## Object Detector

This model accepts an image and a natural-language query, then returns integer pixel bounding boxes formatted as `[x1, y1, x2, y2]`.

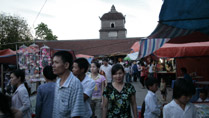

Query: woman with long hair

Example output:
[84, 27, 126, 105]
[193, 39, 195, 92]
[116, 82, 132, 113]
[89, 62, 106, 118]
[102, 64, 137, 118]
[10, 69, 31, 118]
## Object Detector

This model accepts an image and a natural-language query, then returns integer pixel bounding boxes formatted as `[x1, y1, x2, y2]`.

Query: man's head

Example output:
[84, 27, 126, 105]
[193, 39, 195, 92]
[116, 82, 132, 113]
[180, 67, 187, 74]
[145, 78, 158, 93]
[199, 89, 208, 101]
[102, 58, 108, 66]
[52, 51, 73, 75]
[72, 58, 89, 77]
[173, 79, 195, 104]
[43, 65, 57, 81]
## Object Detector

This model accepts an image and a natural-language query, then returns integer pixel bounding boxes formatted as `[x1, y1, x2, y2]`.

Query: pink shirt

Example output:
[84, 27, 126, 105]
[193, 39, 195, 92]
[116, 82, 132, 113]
[89, 74, 106, 99]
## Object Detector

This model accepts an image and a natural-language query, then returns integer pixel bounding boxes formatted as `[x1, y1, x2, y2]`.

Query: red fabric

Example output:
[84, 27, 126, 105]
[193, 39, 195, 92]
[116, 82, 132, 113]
[154, 41, 209, 58]
[176, 57, 209, 81]
[168, 32, 209, 44]
[0, 49, 16, 64]
[76, 54, 93, 58]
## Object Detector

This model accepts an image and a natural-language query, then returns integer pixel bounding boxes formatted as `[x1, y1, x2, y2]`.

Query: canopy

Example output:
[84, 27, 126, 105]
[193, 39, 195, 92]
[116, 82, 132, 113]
[76, 54, 94, 58]
[0, 49, 16, 64]
[154, 41, 209, 58]
[137, 0, 209, 59]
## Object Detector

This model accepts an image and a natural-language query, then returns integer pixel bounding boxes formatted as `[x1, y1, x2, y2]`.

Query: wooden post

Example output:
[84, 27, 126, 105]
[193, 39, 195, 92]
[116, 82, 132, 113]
[1, 64, 4, 93]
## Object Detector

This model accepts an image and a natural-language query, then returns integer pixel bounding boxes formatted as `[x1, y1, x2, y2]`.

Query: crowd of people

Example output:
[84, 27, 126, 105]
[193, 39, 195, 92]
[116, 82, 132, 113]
[0, 51, 208, 118]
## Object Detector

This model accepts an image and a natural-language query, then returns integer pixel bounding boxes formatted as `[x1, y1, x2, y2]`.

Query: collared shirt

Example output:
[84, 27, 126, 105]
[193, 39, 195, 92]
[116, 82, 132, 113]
[36, 82, 55, 118]
[100, 64, 112, 83]
[52, 72, 85, 118]
[163, 100, 197, 118]
[144, 90, 161, 118]
[12, 84, 31, 118]
[197, 98, 209, 102]
[81, 75, 96, 118]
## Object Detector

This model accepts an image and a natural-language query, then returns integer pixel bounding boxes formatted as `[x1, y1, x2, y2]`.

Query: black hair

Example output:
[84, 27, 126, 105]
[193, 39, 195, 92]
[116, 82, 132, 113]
[103, 58, 108, 62]
[11, 69, 30, 95]
[74, 58, 89, 73]
[180, 67, 187, 74]
[111, 64, 124, 75]
[53, 51, 73, 70]
[43, 65, 57, 80]
[0, 92, 13, 118]
[199, 88, 208, 97]
[145, 78, 158, 90]
[91, 61, 101, 69]
[173, 79, 195, 99]
[11, 69, 25, 83]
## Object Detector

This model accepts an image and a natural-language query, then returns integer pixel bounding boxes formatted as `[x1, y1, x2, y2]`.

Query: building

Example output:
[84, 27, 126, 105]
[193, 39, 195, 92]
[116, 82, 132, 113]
[36, 5, 141, 57]
[99, 5, 127, 39]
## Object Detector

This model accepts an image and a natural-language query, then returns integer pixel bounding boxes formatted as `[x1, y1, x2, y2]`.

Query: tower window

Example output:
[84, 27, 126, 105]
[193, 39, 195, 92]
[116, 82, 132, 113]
[110, 22, 115, 28]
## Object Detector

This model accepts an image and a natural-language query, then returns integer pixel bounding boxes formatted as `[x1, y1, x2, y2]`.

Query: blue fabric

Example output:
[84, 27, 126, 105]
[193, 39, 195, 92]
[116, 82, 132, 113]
[159, 0, 209, 34]
[36, 82, 55, 118]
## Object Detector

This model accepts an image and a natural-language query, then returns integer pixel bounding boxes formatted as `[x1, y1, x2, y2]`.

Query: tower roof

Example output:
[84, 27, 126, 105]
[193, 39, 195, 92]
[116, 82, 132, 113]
[100, 5, 125, 20]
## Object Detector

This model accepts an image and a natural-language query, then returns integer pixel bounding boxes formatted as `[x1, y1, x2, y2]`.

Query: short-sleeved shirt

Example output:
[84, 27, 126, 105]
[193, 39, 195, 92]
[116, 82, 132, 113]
[163, 100, 197, 118]
[36, 82, 55, 118]
[81, 75, 96, 118]
[103, 83, 136, 118]
[52, 72, 85, 118]
[89, 74, 106, 99]
[100, 64, 112, 83]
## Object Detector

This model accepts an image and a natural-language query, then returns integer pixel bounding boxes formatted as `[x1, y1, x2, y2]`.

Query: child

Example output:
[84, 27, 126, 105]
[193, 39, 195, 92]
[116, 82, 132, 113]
[163, 79, 196, 118]
[197, 88, 209, 102]
[144, 78, 161, 118]
[160, 78, 167, 101]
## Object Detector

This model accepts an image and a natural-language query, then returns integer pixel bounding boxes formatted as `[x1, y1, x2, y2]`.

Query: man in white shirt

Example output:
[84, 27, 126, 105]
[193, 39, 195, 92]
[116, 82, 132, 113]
[144, 78, 161, 118]
[197, 88, 209, 102]
[100, 58, 112, 83]
[163, 79, 196, 118]
[73, 58, 96, 118]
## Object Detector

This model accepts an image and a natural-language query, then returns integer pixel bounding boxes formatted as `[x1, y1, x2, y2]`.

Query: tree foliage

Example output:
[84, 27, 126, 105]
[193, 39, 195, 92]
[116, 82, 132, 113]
[35, 22, 57, 40]
[0, 13, 33, 50]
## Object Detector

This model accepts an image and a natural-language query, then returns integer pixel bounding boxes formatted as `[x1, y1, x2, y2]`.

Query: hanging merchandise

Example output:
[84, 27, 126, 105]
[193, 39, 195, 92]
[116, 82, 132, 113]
[18, 44, 28, 70]
[40, 45, 51, 73]
[28, 43, 40, 77]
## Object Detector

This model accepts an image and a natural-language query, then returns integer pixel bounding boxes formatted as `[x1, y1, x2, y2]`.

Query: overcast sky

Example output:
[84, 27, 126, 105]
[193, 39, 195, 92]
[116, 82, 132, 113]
[0, 0, 163, 40]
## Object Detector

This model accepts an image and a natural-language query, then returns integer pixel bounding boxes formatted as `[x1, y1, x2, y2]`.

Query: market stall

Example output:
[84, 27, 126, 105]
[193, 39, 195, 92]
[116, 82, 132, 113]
[154, 41, 209, 81]
[0, 49, 17, 93]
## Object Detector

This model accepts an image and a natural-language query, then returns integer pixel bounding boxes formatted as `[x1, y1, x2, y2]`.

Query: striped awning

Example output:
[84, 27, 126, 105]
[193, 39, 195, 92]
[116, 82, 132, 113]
[138, 23, 194, 59]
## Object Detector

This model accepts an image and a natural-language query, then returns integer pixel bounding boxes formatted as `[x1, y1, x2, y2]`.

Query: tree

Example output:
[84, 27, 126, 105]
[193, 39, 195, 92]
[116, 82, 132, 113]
[35, 22, 57, 40]
[0, 13, 33, 50]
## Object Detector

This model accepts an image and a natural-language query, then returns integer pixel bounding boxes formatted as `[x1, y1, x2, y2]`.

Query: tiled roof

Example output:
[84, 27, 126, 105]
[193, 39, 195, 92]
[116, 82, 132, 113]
[36, 38, 141, 56]
[100, 12, 125, 20]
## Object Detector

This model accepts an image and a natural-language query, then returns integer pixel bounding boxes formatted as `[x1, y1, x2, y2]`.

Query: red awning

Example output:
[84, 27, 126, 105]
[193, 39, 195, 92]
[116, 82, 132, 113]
[154, 41, 209, 58]
[0, 49, 16, 64]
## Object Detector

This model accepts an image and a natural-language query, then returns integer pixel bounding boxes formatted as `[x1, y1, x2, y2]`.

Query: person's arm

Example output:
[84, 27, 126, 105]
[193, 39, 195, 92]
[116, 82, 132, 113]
[102, 96, 108, 118]
[147, 96, 161, 116]
[101, 79, 105, 107]
[71, 81, 85, 117]
[35, 87, 42, 118]
[18, 88, 31, 112]
[83, 80, 96, 102]
[131, 94, 138, 118]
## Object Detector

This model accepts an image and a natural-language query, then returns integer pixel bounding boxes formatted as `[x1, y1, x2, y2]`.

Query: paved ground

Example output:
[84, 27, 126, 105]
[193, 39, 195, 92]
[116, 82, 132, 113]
[131, 80, 173, 108]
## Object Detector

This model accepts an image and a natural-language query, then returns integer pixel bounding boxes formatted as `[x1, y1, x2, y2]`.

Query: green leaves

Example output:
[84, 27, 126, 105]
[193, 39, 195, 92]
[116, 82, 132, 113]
[0, 13, 33, 50]
[35, 22, 57, 40]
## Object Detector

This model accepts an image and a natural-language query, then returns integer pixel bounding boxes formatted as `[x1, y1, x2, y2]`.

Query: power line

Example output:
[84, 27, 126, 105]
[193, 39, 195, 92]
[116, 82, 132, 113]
[32, 0, 48, 29]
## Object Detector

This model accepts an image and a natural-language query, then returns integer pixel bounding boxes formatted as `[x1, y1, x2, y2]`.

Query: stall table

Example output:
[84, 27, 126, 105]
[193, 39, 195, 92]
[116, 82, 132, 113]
[157, 71, 176, 86]
[194, 102, 209, 118]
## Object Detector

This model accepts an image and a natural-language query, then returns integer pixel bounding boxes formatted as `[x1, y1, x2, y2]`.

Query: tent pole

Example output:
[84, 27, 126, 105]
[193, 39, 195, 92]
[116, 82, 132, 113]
[1, 64, 4, 93]
[16, 43, 19, 69]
